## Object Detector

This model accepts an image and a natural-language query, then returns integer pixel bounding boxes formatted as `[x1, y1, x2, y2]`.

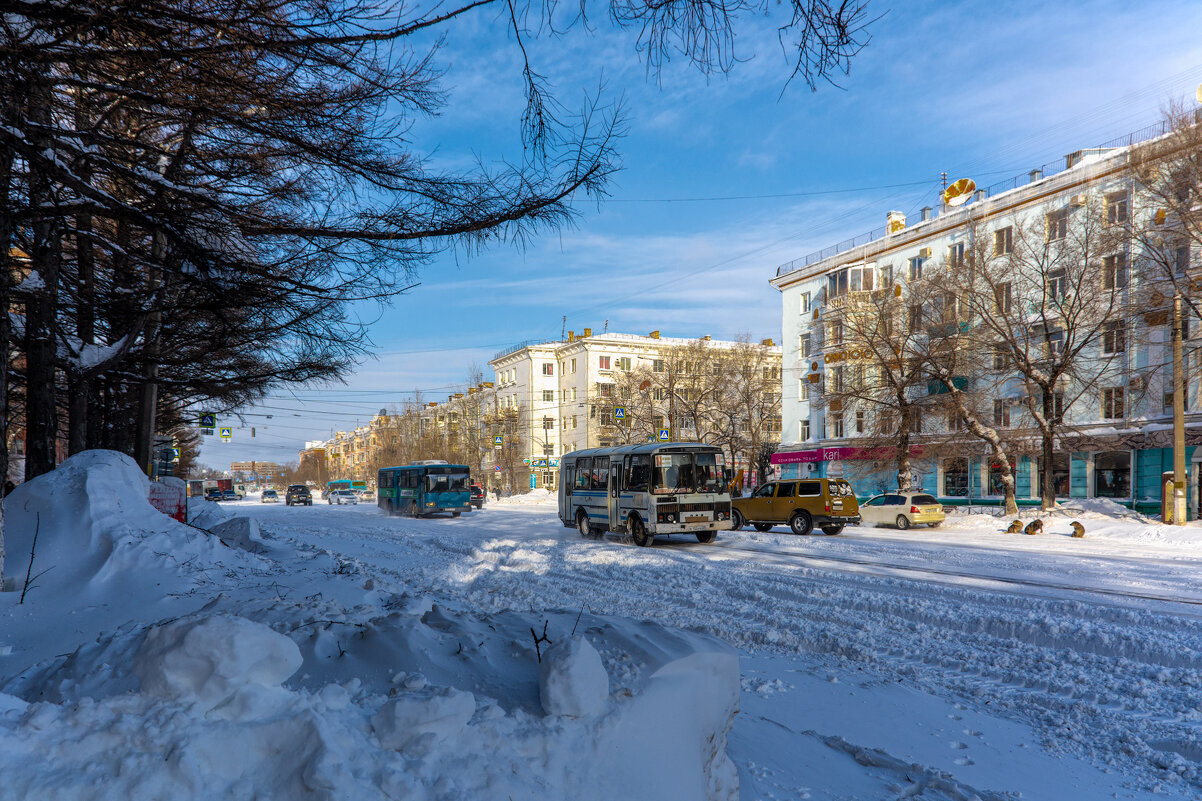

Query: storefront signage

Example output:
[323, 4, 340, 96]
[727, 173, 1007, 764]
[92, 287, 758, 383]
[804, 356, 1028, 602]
[823, 348, 872, 364]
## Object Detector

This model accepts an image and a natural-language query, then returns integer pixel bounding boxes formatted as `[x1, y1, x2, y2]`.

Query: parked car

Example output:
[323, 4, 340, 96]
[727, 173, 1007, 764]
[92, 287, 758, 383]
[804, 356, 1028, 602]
[286, 484, 313, 506]
[859, 492, 945, 530]
[469, 484, 484, 510]
[260, 489, 279, 503]
[328, 489, 359, 505]
[731, 478, 860, 535]
[220, 489, 239, 502]
[204, 488, 222, 502]
[358, 489, 375, 502]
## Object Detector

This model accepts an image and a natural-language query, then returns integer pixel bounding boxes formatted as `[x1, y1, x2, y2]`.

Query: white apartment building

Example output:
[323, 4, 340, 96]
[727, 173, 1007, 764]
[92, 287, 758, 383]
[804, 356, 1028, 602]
[768, 126, 1201, 514]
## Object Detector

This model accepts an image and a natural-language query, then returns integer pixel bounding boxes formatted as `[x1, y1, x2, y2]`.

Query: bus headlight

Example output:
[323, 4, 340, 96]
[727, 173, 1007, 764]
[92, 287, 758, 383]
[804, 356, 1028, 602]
[667, 513, 676, 523]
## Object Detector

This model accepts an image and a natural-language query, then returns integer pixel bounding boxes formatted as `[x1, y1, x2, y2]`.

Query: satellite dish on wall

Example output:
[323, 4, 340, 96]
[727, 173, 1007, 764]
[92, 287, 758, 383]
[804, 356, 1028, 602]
[942, 178, 976, 207]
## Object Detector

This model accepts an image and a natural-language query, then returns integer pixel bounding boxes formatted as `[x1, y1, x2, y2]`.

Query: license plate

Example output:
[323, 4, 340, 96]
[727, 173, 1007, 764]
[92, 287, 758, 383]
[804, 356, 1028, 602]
[686, 515, 706, 523]
[833, 501, 843, 509]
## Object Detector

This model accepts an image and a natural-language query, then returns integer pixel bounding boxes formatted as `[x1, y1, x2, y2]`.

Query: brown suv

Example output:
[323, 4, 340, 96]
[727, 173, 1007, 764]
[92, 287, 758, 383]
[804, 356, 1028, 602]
[731, 478, 860, 535]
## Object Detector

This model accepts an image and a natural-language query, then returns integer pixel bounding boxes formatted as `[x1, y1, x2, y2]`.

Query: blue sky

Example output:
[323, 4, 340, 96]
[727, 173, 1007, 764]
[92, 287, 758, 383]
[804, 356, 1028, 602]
[202, 0, 1202, 470]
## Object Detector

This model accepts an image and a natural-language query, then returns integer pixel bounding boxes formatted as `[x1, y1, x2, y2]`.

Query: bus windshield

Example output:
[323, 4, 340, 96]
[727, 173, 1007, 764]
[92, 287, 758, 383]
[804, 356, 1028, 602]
[427, 473, 469, 492]
[652, 452, 725, 495]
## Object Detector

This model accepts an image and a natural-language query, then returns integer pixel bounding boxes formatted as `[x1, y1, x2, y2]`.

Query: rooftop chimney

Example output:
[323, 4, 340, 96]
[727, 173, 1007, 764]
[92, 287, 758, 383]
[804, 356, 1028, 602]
[583, 327, 592, 337]
[886, 210, 906, 235]
[973, 189, 986, 203]
[761, 338, 775, 346]
[1029, 169, 1042, 184]
[702, 335, 711, 341]
[648, 330, 660, 339]
[920, 206, 933, 222]
[567, 330, 575, 343]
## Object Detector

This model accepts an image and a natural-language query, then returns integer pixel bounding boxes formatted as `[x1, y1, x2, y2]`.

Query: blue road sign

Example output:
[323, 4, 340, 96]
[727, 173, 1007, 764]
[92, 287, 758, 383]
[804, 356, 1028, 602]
[658, 429, 670, 441]
[171, 447, 180, 459]
[614, 406, 627, 420]
[199, 412, 216, 428]
[219, 427, 232, 439]
[494, 435, 503, 445]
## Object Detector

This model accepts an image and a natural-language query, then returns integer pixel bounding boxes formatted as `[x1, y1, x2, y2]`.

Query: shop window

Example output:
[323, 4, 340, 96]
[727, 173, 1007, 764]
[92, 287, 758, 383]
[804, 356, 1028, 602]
[943, 457, 969, 496]
[1051, 452, 1070, 497]
[1094, 451, 1131, 498]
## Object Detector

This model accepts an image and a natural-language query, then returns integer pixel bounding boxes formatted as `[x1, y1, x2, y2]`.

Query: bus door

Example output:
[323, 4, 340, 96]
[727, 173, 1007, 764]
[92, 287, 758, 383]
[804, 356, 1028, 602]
[608, 456, 621, 532]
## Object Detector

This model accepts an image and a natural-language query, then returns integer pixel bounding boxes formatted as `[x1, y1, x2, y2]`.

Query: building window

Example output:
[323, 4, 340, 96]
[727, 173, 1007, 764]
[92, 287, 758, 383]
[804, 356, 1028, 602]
[1172, 240, 1191, 276]
[763, 366, 780, 380]
[543, 390, 555, 402]
[799, 333, 811, 358]
[993, 399, 1011, 427]
[543, 416, 554, 430]
[800, 292, 811, 313]
[765, 415, 782, 434]
[830, 413, 844, 438]
[571, 358, 577, 373]
[653, 388, 666, 401]
[907, 303, 923, 329]
[826, 321, 843, 346]
[652, 359, 664, 373]
[1046, 209, 1068, 241]
[571, 415, 578, 429]
[1094, 451, 1131, 498]
[1101, 387, 1124, 419]
[542, 363, 554, 376]
[799, 380, 810, 401]
[992, 345, 1009, 371]
[616, 357, 632, 371]
[939, 292, 960, 323]
[880, 264, 894, 286]
[827, 265, 875, 298]
[601, 411, 613, 425]
[908, 256, 925, 280]
[994, 226, 1013, 256]
[943, 457, 969, 496]
[1102, 321, 1126, 354]
[800, 419, 811, 441]
[1047, 269, 1068, 301]
[994, 282, 1012, 314]
[855, 410, 866, 434]
[947, 411, 965, 431]
[948, 242, 965, 268]
[599, 383, 613, 398]
[830, 366, 844, 393]
[599, 356, 611, 370]
[1106, 192, 1129, 225]
[1102, 254, 1128, 291]
[1165, 385, 1189, 413]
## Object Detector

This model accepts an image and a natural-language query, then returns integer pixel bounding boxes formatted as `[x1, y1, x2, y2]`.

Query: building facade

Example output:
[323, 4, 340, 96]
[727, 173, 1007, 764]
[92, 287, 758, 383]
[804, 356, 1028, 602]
[771, 134, 1200, 515]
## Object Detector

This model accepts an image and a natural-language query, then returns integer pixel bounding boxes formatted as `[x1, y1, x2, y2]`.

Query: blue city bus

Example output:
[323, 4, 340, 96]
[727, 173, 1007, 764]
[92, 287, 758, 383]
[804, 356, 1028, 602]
[377, 460, 472, 517]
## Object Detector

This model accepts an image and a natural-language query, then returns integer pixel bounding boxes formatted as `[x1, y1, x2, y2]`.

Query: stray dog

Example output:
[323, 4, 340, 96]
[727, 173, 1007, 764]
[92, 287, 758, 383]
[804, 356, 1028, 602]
[1005, 519, 1024, 534]
[1070, 521, 1085, 538]
[1023, 519, 1043, 536]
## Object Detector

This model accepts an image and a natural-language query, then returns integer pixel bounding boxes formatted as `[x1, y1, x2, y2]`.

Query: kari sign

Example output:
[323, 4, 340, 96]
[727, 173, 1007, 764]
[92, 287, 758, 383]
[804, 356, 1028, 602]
[770, 445, 924, 465]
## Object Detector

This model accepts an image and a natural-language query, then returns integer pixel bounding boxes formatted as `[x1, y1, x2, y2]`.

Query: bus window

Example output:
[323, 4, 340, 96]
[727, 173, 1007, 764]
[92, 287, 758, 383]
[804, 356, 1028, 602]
[592, 460, 609, 491]
[653, 453, 692, 494]
[626, 455, 651, 492]
[449, 473, 469, 491]
[428, 474, 450, 493]
[695, 452, 725, 493]
[564, 465, 575, 494]
[378, 471, 393, 488]
[576, 458, 592, 490]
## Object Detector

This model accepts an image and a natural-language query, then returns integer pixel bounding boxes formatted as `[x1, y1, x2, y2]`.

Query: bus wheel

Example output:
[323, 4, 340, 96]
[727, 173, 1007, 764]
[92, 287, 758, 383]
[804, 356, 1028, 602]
[630, 515, 654, 547]
[577, 511, 592, 539]
[695, 529, 717, 544]
[452, 511, 461, 518]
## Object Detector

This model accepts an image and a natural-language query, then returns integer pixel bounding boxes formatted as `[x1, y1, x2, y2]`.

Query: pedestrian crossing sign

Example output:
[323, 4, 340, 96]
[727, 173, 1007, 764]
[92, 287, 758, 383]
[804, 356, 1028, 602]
[614, 406, 626, 420]
[199, 412, 216, 428]
[494, 435, 503, 445]
[658, 429, 670, 441]
[219, 427, 232, 440]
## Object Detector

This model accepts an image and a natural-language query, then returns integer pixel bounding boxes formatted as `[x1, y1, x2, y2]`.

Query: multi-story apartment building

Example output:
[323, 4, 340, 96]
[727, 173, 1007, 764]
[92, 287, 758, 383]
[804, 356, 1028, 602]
[770, 129, 1199, 515]
[229, 461, 285, 482]
[487, 329, 782, 491]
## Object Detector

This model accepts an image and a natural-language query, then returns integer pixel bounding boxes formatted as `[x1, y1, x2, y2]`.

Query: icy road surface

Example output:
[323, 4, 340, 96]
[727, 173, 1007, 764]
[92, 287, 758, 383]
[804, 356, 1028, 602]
[228, 495, 1202, 800]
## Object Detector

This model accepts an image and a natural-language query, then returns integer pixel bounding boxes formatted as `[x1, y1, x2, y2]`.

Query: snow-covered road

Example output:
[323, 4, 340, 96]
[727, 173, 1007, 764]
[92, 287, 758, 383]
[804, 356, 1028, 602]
[230, 496, 1202, 799]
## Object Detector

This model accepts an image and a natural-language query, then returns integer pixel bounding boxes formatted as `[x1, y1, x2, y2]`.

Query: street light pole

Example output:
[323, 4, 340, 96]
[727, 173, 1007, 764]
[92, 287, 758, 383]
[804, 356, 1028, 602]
[1174, 293, 1187, 525]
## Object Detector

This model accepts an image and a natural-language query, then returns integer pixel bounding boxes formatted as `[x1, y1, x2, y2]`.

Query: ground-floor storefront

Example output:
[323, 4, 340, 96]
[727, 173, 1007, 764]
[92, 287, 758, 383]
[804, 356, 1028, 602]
[771, 438, 1202, 520]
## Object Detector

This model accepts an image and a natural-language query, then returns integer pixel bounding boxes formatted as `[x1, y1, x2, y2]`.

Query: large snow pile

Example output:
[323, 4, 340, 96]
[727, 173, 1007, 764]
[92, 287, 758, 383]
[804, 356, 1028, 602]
[0, 452, 741, 800]
[2, 450, 245, 592]
[0, 605, 740, 800]
[494, 488, 556, 506]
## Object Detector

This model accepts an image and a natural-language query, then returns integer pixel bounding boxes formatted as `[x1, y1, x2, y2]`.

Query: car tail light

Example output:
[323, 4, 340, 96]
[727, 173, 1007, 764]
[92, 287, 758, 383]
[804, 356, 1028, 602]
[825, 503, 831, 512]
[910, 506, 920, 514]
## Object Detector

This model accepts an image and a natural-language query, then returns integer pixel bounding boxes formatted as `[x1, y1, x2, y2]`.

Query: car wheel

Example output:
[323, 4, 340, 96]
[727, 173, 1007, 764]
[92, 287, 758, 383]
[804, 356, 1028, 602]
[731, 509, 745, 530]
[752, 522, 773, 532]
[928, 522, 942, 528]
[695, 529, 717, 544]
[789, 511, 814, 536]
[630, 515, 654, 547]
[896, 515, 911, 530]
[577, 511, 592, 539]
[821, 524, 844, 536]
